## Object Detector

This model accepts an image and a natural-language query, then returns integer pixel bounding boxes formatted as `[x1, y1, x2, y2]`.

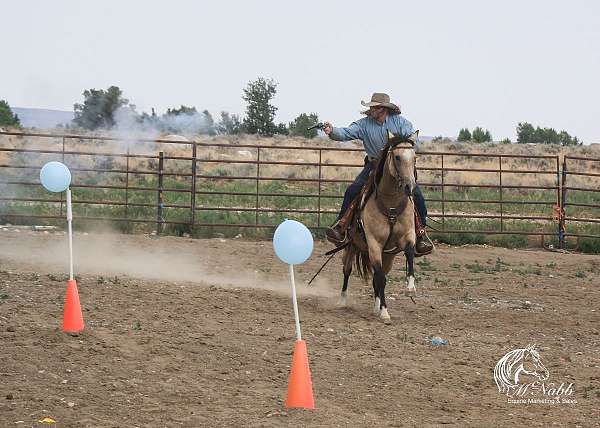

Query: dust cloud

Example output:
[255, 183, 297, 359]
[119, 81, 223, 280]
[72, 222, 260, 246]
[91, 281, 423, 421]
[0, 230, 336, 297]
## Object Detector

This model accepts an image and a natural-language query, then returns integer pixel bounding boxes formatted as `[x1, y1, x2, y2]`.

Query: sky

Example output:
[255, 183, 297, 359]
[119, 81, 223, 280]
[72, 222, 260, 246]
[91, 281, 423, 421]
[2, 0, 599, 143]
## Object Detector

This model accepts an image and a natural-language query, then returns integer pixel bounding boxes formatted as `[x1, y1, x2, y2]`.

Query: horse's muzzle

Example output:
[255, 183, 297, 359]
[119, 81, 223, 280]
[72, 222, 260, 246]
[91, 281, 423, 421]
[399, 179, 415, 196]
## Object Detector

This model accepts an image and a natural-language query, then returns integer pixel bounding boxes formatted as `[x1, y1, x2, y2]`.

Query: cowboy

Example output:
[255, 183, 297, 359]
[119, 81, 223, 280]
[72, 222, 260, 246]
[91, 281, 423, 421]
[324, 92, 433, 255]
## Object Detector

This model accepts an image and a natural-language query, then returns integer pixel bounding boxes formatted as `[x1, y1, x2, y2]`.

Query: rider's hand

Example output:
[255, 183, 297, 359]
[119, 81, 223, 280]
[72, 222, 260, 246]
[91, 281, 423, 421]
[323, 122, 333, 136]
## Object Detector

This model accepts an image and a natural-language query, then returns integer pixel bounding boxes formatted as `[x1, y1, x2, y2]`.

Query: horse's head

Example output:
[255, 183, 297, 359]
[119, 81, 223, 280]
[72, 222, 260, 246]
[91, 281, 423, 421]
[386, 130, 417, 195]
[521, 344, 549, 381]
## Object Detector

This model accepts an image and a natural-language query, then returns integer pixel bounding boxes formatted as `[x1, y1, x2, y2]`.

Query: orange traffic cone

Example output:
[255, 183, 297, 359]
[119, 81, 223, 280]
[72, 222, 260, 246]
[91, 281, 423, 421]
[63, 279, 84, 333]
[285, 340, 315, 409]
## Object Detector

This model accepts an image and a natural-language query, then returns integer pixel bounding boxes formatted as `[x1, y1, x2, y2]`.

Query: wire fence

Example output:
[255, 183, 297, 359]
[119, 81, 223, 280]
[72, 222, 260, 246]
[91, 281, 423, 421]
[0, 130, 598, 248]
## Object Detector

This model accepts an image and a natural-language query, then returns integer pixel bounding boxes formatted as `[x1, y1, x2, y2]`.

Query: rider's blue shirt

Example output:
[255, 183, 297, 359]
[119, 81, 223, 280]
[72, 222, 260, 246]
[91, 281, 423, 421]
[329, 114, 417, 158]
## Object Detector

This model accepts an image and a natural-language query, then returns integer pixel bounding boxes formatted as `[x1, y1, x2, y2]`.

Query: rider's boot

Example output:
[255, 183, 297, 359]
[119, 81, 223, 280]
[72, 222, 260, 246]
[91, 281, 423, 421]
[415, 233, 433, 255]
[326, 219, 347, 245]
[414, 210, 433, 256]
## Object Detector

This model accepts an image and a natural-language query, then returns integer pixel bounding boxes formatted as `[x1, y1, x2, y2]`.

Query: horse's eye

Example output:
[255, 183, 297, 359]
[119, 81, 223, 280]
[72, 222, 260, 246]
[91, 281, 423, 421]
[395, 155, 401, 161]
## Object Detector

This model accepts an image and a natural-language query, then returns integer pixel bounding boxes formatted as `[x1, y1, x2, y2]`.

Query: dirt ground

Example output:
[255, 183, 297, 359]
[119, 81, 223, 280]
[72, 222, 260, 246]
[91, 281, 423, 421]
[0, 229, 599, 427]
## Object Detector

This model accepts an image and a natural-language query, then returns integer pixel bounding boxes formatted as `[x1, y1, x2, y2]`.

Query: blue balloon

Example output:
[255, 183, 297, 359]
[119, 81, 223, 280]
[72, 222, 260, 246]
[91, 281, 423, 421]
[40, 161, 71, 193]
[273, 220, 314, 265]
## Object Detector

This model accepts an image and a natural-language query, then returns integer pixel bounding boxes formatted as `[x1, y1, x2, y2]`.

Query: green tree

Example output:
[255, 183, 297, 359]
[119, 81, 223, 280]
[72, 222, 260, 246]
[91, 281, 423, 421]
[558, 130, 579, 146]
[500, 137, 512, 144]
[456, 128, 473, 142]
[216, 111, 242, 134]
[289, 113, 320, 138]
[202, 110, 216, 136]
[73, 86, 130, 130]
[516, 122, 535, 144]
[160, 106, 216, 135]
[472, 127, 492, 143]
[275, 122, 289, 135]
[0, 100, 20, 127]
[457, 128, 471, 142]
[534, 127, 559, 145]
[165, 105, 197, 116]
[242, 77, 278, 136]
[517, 122, 581, 145]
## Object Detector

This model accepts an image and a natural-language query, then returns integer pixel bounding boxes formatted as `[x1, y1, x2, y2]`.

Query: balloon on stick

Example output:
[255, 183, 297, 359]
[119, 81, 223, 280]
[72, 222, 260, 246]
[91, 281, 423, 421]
[40, 161, 71, 193]
[272, 219, 315, 409]
[40, 161, 84, 333]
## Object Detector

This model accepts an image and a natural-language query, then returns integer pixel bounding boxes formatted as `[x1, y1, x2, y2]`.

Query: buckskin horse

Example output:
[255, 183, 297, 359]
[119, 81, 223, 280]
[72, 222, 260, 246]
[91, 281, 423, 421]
[338, 131, 420, 323]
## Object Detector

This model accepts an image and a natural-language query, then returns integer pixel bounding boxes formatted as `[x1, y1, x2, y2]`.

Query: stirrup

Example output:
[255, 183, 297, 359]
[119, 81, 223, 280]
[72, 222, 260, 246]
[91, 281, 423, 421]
[326, 227, 348, 246]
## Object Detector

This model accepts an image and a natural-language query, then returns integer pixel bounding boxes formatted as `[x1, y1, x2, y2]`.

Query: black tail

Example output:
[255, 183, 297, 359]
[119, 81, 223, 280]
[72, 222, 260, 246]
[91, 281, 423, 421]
[354, 246, 372, 280]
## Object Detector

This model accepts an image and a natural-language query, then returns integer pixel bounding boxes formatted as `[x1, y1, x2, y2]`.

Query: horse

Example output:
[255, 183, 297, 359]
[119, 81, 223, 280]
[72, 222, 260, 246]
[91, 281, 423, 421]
[338, 131, 418, 322]
[494, 344, 549, 394]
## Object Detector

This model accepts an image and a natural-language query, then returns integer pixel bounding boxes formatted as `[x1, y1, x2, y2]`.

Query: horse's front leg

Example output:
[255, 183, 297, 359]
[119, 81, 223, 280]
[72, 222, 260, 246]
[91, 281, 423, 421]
[374, 265, 390, 323]
[404, 243, 417, 297]
[364, 228, 390, 322]
[368, 248, 390, 323]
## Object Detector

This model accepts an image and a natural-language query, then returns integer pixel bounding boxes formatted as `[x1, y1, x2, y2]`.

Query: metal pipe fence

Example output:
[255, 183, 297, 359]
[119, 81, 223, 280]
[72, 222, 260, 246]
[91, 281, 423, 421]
[0, 130, 598, 247]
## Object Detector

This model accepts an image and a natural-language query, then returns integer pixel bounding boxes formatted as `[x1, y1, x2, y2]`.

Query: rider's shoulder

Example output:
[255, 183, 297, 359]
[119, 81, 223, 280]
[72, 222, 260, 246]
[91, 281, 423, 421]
[355, 116, 371, 126]
[387, 114, 413, 129]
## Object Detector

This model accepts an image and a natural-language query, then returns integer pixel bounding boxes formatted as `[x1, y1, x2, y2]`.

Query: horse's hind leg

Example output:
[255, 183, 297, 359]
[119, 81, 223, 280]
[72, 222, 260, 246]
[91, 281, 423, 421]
[339, 247, 354, 307]
[404, 244, 417, 297]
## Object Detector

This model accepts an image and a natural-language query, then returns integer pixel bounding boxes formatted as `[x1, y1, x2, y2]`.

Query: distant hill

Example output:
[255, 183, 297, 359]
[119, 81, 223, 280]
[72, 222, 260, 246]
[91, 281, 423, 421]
[11, 107, 73, 129]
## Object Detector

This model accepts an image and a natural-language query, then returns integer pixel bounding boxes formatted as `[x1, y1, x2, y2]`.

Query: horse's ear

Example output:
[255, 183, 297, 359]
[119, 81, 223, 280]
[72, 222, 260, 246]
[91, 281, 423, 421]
[407, 130, 419, 146]
[388, 130, 416, 146]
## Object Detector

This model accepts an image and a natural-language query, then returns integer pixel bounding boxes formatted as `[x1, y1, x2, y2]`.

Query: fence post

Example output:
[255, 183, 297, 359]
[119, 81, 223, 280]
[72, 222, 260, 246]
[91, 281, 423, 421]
[157, 151, 164, 235]
[441, 154, 445, 231]
[125, 142, 130, 232]
[499, 156, 503, 232]
[60, 136, 65, 218]
[255, 147, 260, 234]
[318, 150, 322, 228]
[559, 156, 567, 249]
[190, 142, 197, 235]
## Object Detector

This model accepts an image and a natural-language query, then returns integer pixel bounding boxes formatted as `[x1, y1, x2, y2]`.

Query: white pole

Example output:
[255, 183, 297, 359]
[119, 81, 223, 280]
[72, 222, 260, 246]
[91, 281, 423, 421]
[289, 264, 302, 341]
[66, 188, 74, 281]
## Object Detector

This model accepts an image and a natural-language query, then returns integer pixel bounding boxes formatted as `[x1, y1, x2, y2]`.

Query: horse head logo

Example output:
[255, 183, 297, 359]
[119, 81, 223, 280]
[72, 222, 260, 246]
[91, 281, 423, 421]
[494, 344, 550, 394]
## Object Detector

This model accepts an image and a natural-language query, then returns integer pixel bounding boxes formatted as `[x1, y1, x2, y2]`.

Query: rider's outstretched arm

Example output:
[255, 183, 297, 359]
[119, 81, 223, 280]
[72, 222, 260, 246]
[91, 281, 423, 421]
[326, 121, 363, 142]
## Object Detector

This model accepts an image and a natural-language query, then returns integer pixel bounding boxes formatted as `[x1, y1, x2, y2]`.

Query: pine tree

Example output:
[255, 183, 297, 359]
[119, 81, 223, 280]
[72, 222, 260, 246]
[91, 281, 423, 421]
[457, 128, 471, 142]
[0, 100, 21, 127]
[472, 127, 492, 143]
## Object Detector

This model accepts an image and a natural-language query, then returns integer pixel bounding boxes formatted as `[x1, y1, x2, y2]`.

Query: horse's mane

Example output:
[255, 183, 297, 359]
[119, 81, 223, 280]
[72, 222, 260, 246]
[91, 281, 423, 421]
[373, 142, 393, 186]
[373, 136, 414, 185]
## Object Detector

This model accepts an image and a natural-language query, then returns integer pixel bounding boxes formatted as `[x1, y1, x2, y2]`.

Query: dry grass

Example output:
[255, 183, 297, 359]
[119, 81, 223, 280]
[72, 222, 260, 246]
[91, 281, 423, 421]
[3, 130, 600, 194]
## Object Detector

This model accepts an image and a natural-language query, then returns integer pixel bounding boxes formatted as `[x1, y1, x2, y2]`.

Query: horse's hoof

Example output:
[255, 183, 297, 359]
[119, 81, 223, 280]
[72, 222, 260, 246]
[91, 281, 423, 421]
[337, 292, 348, 307]
[380, 307, 392, 324]
[404, 287, 417, 298]
[405, 276, 417, 298]
[373, 297, 381, 315]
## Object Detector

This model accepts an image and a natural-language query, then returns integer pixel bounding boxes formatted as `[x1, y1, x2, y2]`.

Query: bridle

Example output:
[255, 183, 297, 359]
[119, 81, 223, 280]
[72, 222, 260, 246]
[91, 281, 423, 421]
[386, 142, 415, 194]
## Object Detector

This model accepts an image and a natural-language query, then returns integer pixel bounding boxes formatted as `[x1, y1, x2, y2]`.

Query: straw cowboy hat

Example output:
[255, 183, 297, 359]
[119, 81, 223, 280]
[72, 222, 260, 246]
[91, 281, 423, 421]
[361, 92, 401, 114]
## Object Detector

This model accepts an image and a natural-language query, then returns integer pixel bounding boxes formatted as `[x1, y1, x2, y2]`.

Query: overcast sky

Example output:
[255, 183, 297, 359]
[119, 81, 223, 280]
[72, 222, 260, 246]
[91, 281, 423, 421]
[2, 0, 599, 142]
